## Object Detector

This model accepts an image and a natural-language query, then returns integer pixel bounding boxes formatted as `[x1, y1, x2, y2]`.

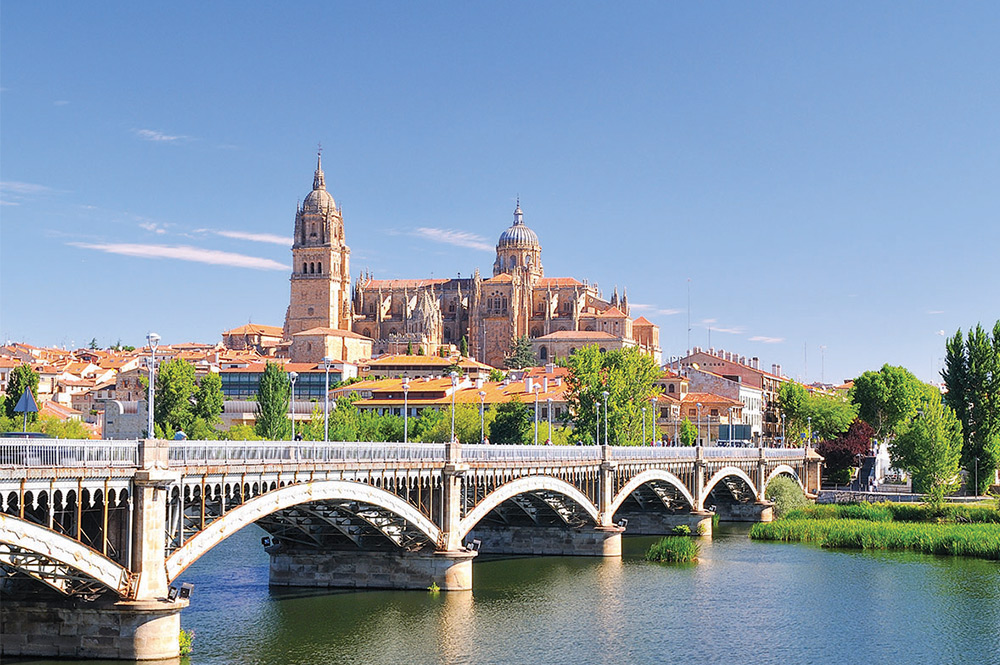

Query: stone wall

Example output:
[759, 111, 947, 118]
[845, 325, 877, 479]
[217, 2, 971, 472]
[613, 510, 714, 536]
[269, 548, 475, 591]
[464, 525, 623, 557]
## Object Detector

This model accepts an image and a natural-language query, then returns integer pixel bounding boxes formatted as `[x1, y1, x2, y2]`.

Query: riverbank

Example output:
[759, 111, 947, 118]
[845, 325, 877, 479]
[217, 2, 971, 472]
[750, 502, 1000, 560]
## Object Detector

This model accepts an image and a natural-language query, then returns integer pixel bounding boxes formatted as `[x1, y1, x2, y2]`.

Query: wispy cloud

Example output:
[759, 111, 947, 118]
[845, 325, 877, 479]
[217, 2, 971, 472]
[630, 303, 682, 316]
[414, 227, 493, 252]
[139, 221, 168, 235]
[712, 325, 746, 335]
[69, 242, 288, 271]
[658, 308, 682, 316]
[0, 180, 51, 206]
[927, 310, 945, 315]
[204, 229, 292, 246]
[133, 128, 188, 142]
[749, 335, 785, 344]
[936, 330, 946, 336]
[54, 100, 69, 106]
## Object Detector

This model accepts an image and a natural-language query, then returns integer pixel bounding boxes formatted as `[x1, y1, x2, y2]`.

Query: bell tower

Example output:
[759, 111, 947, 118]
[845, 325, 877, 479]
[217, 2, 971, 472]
[283, 149, 352, 338]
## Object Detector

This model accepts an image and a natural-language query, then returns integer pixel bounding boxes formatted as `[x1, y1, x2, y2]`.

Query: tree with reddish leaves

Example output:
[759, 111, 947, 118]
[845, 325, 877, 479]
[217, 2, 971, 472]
[816, 419, 875, 485]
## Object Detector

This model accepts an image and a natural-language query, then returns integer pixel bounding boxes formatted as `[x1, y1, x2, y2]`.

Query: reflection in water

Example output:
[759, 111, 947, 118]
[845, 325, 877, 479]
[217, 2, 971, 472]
[437, 590, 474, 664]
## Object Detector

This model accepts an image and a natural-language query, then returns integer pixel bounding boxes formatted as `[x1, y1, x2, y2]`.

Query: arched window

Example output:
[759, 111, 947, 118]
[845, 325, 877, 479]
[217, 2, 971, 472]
[309, 262, 315, 274]
[317, 262, 322, 274]
[302, 262, 308, 274]
[510, 255, 517, 267]
[539, 346, 548, 361]
[668, 384, 675, 394]
[531, 327, 541, 337]
[599, 347, 606, 353]
[570, 347, 576, 355]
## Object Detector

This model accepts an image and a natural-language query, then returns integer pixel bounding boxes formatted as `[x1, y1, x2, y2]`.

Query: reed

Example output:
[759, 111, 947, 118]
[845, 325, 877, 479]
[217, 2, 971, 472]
[645, 536, 700, 563]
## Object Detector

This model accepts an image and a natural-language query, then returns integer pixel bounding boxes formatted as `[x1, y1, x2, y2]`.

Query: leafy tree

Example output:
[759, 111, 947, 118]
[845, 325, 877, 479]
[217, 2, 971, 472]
[88, 338, 99, 350]
[460, 336, 469, 358]
[490, 398, 531, 444]
[222, 423, 262, 441]
[816, 419, 874, 485]
[194, 372, 224, 427]
[38, 416, 92, 439]
[942, 322, 1000, 495]
[406, 341, 413, 355]
[850, 364, 926, 440]
[488, 368, 506, 382]
[891, 394, 963, 494]
[504, 335, 537, 369]
[679, 417, 698, 446]
[153, 358, 198, 436]
[411, 404, 491, 443]
[417, 347, 425, 356]
[255, 362, 290, 440]
[780, 382, 857, 443]
[765, 476, 809, 517]
[565, 345, 661, 446]
[411, 407, 447, 442]
[4, 364, 39, 423]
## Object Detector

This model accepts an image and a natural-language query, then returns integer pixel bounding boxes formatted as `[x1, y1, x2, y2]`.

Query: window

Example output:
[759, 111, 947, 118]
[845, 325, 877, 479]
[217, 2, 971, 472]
[539, 346, 548, 360]
[668, 384, 675, 393]
[317, 262, 322, 274]
[710, 409, 718, 417]
[309, 262, 315, 274]
[302, 262, 308, 273]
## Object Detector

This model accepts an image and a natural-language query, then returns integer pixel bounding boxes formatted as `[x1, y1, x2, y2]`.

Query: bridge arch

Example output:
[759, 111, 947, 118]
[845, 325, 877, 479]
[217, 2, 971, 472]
[165, 480, 441, 581]
[457, 475, 600, 541]
[764, 464, 803, 491]
[609, 469, 696, 517]
[702, 466, 759, 506]
[0, 514, 132, 596]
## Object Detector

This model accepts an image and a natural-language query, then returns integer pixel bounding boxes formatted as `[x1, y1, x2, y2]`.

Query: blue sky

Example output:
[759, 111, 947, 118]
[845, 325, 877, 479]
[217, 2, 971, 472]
[2, 3, 997, 384]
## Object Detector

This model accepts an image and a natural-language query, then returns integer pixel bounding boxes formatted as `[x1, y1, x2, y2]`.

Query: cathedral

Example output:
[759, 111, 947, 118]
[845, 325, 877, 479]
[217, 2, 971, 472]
[281, 154, 660, 367]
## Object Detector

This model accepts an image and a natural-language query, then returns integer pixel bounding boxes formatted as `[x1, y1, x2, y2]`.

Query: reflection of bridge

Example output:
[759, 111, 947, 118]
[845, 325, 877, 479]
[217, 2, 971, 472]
[0, 438, 821, 660]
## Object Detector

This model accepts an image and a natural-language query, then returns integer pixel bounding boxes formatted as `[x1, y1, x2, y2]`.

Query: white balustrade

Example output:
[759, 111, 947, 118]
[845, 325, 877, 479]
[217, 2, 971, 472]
[166, 441, 447, 465]
[463, 445, 603, 463]
[0, 438, 139, 467]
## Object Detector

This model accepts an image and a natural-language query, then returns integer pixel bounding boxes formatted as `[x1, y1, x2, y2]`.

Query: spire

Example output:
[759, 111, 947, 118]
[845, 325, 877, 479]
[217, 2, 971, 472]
[611, 286, 619, 307]
[313, 144, 326, 190]
[513, 197, 523, 225]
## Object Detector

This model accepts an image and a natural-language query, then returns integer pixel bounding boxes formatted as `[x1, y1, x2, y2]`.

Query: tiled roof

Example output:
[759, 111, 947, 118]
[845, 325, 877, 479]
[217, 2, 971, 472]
[534, 330, 617, 341]
[364, 278, 450, 289]
[537, 277, 584, 287]
[633, 316, 653, 325]
[223, 323, 284, 336]
[292, 327, 372, 340]
[598, 307, 626, 318]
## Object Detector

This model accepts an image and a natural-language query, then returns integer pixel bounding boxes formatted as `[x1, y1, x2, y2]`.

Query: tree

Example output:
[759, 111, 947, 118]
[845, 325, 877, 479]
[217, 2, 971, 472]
[779, 382, 857, 443]
[460, 336, 469, 358]
[565, 345, 662, 445]
[255, 362, 290, 440]
[194, 373, 224, 426]
[679, 418, 698, 446]
[153, 358, 197, 436]
[816, 419, 874, 485]
[406, 341, 413, 355]
[490, 399, 531, 444]
[4, 364, 39, 423]
[88, 338, 99, 350]
[850, 364, 925, 441]
[942, 322, 1000, 496]
[504, 335, 537, 369]
[488, 368, 506, 382]
[891, 394, 962, 495]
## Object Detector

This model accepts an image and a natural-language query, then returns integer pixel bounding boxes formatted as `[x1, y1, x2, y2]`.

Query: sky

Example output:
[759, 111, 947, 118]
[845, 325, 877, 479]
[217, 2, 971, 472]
[1, 2, 998, 385]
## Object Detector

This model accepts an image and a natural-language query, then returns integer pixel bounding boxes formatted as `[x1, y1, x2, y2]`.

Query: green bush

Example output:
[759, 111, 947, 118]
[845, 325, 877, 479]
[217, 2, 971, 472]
[671, 524, 691, 536]
[764, 476, 809, 517]
[179, 629, 194, 656]
[645, 536, 699, 563]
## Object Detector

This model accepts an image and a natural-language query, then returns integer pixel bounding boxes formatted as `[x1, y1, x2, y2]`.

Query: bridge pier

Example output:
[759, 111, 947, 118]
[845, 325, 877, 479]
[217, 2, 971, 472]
[268, 548, 476, 591]
[714, 501, 774, 522]
[1, 596, 187, 661]
[613, 510, 714, 537]
[464, 524, 623, 557]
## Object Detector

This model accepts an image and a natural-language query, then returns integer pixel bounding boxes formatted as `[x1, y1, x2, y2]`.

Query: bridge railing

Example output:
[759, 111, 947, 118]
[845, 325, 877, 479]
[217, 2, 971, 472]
[463, 445, 603, 463]
[0, 438, 139, 467]
[167, 441, 447, 466]
[611, 446, 696, 460]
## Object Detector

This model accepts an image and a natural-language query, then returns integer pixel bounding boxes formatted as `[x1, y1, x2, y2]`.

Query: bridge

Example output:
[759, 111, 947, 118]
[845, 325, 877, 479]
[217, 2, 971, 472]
[0, 437, 821, 660]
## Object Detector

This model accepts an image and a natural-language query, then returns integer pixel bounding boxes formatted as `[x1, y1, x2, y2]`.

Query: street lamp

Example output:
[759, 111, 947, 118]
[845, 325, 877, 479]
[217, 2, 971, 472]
[807, 416, 812, 447]
[650, 397, 658, 445]
[602, 390, 609, 446]
[146, 332, 160, 438]
[781, 413, 786, 448]
[322, 357, 334, 443]
[449, 371, 459, 442]
[642, 406, 646, 447]
[547, 397, 553, 444]
[288, 372, 298, 441]
[402, 377, 410, 444]
[728, 406, 736, 445]
[533, 384, 542, 445]
[696, 402, 703, 446]
[595, 400, 601, 446]
[479, 390, 487, 444]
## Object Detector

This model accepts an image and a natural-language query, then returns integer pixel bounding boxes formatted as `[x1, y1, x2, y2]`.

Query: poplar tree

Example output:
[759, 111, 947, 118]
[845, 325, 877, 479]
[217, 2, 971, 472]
[3, 364, 39, 422]
[255, 362, 291, 440]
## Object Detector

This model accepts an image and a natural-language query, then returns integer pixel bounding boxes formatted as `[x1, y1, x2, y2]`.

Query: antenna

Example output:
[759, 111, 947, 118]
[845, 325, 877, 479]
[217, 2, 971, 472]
[686, 278, 691, 355]
[820, 345, 827, 384]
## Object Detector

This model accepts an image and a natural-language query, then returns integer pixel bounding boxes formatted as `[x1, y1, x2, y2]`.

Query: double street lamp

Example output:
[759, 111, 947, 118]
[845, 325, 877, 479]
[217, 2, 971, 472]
[322, 357, 334, 443]
[449, 371, 459, 442]
[288, 371, 298, 441]
[534, 384, 542, 445]
[602, 390, 609, 446]
[479, 390, 487, 444]
[696, 402, 703, 446]
[146, 332, 160, 438]
[402, 377, 410, 444]
[547, 397, 553, 444]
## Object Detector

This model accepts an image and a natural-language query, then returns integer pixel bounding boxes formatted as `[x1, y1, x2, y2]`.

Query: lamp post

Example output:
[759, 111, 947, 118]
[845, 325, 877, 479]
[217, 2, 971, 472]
[533, 384, 541, 445]
[642, 407, 646, 447]
[807, 416, 812, 447]
[650, 397, 658, 445]
[402, 377, 410, 444]
[449, 371, 458, 442]
[728, 406, 736, 445]
[696, 402, 703, 446]
[602, 390, 609, 446]
[288, 371, 298, 441]
[322, 357, 333, 443]
[595, 400, 601, 446]
[479, 390, 486, 444]
[547, 397, 553, 444]
[146, 332, 160, 438]
[781, 413, 786, 448]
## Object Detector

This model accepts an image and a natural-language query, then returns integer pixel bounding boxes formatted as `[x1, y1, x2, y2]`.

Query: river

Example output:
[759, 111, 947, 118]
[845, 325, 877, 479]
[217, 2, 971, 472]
[9, 524, 1000, 665]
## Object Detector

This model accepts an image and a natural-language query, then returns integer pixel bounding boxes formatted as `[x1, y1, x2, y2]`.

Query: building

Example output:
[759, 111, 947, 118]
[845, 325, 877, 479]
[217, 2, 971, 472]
[219, 361, 357, 400]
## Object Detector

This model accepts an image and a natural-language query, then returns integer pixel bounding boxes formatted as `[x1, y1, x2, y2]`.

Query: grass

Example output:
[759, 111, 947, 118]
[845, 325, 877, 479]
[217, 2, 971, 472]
[781, 502, 1000, 524]
[645, 536, 700, 563]
[179, 628, 194, 657]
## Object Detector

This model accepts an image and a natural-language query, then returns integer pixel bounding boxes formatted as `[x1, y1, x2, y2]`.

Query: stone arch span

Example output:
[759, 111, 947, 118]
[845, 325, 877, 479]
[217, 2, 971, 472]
[0, 514, 133, 596]
[456, 475, 601, 541]
[764, 465, 803, 491]
[165, 480, 441, 581]
[609, 469, 696, 517]
[702, 466, 759, 506]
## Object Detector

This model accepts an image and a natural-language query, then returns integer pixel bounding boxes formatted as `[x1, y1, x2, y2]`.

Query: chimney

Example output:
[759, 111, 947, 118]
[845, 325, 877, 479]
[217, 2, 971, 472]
[525, 376, 533, 394]
[475, 377, 484, 390]
[543, 377, 549, 393]
[752, 357, 759, 370]
[772, 364, 778, 375]
[546, 363, 555, 374]
[739, 355, 746, 365]
[709, 347, 715, 356]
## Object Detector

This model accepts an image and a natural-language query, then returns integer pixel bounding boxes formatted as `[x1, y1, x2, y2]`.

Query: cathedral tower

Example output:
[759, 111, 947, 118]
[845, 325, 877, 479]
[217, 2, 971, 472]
[283, 151, 352, 338]
[493, 201, 543, 279]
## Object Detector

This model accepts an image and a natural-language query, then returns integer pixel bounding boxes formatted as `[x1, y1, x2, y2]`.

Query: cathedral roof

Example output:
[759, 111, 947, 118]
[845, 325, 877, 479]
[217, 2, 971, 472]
[537, 277, 583, 287]
[497, 201, 540, 248]
[301, 152, 336, 213]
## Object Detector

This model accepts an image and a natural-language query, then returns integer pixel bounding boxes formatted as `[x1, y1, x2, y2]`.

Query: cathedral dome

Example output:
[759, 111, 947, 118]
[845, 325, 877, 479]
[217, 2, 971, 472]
[302, 153, 336, 212]
[497, 202, 539, 247]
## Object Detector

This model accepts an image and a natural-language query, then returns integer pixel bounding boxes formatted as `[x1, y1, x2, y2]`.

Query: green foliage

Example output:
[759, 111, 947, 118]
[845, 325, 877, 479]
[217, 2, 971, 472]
[88, 338, 99, 350]
[488, 368, 506, 382]
[531, 422, 574, 445]
[765, 476, 809, 517]
[255, 362, 290, 440]
[417, 347, 425, 355]
[179, 628, 194, 656]
[850, 364, 927, 440]
[750, 518, 1000, 561]
[678, 417, 697, 446]
[410, 404, 490, 443]
[504, 335, 537, 369]
[565, 345, 662, 446]
[942, 321, 1000, 496]
[221, 424, 262, 441]
[891, 393, 963, 494]
[4, 363, 40, 422]
[193, 373, 224, 426]
[490, 398, 531, 444]
[780, 381, 857, 443]
[645, 536, 699, 563]
[459, 336, 469, 357]
[38, 416, 92, 439]
[671, 524, 691, 536]
[152, 360, 223, 439]
[406, 341, 413, 355]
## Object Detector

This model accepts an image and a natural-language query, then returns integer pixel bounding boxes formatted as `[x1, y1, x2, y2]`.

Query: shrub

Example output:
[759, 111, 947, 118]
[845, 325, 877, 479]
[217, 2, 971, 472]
[179, 629, 194, 656]
[671, 524, 691, 536]
[765, 476, 809, 517]
[645, 536, 699, 563]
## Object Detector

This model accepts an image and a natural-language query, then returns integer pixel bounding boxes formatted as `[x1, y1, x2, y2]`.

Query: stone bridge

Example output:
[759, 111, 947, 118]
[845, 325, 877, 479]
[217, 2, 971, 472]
[0, 437, 821, 660]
